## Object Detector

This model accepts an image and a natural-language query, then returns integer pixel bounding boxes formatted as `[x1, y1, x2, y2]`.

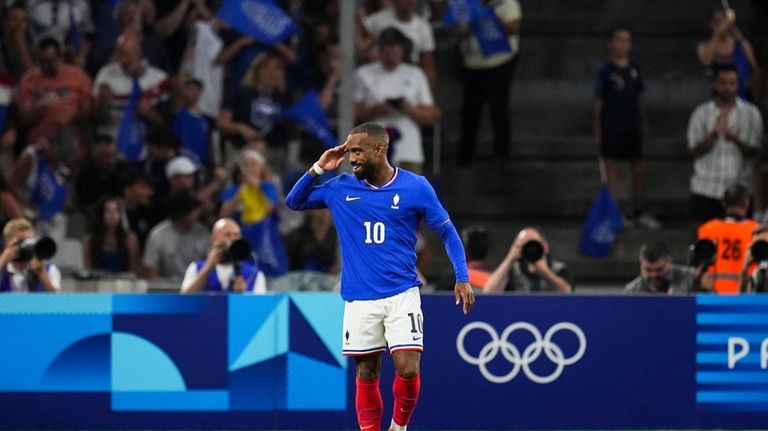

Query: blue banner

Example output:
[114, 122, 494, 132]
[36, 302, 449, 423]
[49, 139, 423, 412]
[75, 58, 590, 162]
[217, 0, 297, 47]
[443, 0, 512, 56]
[2, 294, 768, 429]
[30, 158, 67, 221]
[281, 91, 336, 148]
[117, 77, 146, 162]
[579, 185, 624, 258]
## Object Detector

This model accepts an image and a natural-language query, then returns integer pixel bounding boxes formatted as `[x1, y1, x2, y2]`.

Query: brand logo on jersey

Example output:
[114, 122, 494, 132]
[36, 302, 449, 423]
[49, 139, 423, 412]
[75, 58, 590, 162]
[346, 195, 361, 202]
[412, 336, 422, 341]
[391, 193, 400, 209]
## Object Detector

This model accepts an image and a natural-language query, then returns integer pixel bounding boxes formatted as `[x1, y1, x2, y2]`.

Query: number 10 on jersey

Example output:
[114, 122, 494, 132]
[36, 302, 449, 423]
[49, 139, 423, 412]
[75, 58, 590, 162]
[364, 221, 386, 244]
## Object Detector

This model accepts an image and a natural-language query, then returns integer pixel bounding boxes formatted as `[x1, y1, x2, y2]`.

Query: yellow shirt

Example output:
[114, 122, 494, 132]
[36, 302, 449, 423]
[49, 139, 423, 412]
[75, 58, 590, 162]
[238, 184, 272, 224]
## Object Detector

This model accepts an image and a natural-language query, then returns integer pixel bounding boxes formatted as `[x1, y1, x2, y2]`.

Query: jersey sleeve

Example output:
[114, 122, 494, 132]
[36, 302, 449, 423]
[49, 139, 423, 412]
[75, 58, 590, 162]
[420, 178, 469, 283]
[285, 171, 329, 210]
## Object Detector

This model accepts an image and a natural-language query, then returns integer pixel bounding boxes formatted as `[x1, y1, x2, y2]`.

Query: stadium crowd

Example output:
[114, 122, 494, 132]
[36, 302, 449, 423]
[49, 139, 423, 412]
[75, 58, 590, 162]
[0, 0, 766, 294]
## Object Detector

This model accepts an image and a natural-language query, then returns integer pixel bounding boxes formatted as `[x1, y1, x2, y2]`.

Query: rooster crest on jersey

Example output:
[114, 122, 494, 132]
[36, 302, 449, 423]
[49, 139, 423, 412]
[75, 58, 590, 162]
[391, 193, 400, 209]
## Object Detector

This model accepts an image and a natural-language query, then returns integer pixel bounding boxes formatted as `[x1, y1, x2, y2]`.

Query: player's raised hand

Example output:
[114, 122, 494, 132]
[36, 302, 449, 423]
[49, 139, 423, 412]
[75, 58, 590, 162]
[316, 142, 349, 172]
[455, 281, 475, 315]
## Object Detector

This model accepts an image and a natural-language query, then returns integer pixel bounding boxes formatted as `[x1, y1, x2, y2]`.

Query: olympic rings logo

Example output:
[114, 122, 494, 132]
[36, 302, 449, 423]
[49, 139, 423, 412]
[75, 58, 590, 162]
[456, 321, 587, 384]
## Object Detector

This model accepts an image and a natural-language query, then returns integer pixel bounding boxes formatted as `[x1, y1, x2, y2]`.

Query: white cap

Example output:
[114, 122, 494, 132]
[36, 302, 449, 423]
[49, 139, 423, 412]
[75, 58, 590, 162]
[165, 156, 198, 179]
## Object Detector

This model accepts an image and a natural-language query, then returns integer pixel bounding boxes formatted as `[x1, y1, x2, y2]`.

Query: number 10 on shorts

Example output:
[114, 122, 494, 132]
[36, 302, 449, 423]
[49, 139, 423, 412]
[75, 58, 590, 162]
[364, 221, 386, 244]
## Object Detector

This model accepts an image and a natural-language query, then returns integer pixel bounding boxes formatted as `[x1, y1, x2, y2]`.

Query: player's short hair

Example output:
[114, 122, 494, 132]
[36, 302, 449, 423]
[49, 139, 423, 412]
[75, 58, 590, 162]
[351, 122, 389, 146]
[640, 240, 671, 262]
[722, 183, 750, 208]
[3, 218, 33, 240]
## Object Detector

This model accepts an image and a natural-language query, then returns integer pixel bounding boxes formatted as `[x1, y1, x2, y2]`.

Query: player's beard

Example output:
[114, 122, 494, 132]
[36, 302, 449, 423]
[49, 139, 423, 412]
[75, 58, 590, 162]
[352, 161, 375, 181]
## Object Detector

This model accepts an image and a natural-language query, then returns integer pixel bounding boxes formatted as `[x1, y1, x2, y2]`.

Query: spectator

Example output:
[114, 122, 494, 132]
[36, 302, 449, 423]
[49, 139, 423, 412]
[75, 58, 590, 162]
[165, 154, 228, 221]
[73, 134, 130, 209]
[26, 0, 94, 67]
[91, 0, 169, 74]
[285, 208, 339, 274]
[219, 149, 289, 277]
[455, 0, 521, 166]
[688, 64, 762, 225]
[154, 0, 212, 73]
[361, 0, 438, 90]
[698, 184, 759, 294]
[217, 52, 290, 152]
[594, 26, 659, 230]
[0, 3, 34, 79]
[142, 127, 179, 204]
[172, 77, 213, 167]
[82, 196, 140, 275]
[0, 218, 60, 292]
[93, 32, 170, 145]
[119, 168, 160, 249]
[624, 240, 696, 294]
[17, 37, 92, 154]
[181, 217, 266, 294]
[8, 134, 76, 222]
[740, 224, 768, 293]
[484, 227, 573, 293]
[697, 9, 760, 101]
[354, 28, 439, 174]
[142, 190, 208, 280]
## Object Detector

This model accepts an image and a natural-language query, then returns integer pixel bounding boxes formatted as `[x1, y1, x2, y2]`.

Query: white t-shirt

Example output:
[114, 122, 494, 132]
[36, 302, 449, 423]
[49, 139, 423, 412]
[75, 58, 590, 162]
[364, 8, 435, 64]
[187, 20, 224, 118]
[27, 0, 94, 45]
[354, 62, 434, 164]
[92, 61, 170, 138]
[181, 262, 267, 294]
[4, 262, 61, 292]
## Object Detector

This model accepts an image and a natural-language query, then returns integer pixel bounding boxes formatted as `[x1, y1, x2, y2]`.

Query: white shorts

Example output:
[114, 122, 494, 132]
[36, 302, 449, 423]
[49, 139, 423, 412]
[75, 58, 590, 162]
[342, 287, 424, 356]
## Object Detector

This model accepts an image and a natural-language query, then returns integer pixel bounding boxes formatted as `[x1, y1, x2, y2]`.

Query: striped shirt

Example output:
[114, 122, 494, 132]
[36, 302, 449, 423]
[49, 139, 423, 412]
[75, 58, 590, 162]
[687, 98, 763, 199]
[92, 61, 170, 138]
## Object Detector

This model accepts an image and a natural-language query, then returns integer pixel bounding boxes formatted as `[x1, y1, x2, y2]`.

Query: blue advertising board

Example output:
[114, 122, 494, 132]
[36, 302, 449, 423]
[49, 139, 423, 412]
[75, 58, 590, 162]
[0, 293, 767, 430]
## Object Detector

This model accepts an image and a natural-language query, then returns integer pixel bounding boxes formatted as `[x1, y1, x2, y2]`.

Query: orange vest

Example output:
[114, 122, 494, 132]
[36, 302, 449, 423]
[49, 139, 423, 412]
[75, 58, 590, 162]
[698, 218, 759, 294]
[468, 268, 490, 289]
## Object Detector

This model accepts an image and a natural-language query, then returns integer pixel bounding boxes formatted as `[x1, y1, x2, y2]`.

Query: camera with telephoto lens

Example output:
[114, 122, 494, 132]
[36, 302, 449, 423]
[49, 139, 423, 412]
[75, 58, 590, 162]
[13, 236, 57, 262]
[222, 239, 251, 262]
[521, 240, 545, 263]
[751, 240, 768, 263]
[690, 239, 717, 267]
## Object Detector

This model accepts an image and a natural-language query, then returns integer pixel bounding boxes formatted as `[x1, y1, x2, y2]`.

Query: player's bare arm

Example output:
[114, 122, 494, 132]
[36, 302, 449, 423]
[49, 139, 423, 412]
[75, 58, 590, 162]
[455, 281, 475, 315]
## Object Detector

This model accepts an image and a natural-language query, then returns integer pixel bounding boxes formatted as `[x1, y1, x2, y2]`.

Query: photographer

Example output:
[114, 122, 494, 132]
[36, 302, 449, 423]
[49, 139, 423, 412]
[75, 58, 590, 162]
[697, 184, 759, 294]
[0, 218, 60, 292]
[485, 227, 573, 293]
[625, 241, 696, 294]
[181, 218, 265, 294]
[740, 225, 768, 293]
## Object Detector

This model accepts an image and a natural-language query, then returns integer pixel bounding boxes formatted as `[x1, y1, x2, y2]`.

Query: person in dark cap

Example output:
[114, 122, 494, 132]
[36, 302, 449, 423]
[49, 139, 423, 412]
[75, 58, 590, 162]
[141, 190, 209, 280]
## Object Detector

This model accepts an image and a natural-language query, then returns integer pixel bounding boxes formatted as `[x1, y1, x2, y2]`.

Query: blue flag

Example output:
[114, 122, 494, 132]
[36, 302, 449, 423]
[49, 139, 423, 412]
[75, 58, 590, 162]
[217, 0, 297, 47]
[117, 77, 146, 162]
[579, 185, 624, 258]
[443, 0, 512, 57]
[281, 91, 336, 148]
[30, 158, 67, 221]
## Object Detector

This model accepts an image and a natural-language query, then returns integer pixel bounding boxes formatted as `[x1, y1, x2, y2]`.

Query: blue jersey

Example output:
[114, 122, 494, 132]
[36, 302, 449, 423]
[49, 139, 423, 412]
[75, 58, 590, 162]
[287, 168, 468, 301]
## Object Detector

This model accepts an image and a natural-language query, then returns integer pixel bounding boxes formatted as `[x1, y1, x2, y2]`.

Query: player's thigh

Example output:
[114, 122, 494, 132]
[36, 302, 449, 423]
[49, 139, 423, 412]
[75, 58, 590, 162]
[383, 287, 424, 353]
[342, 299, 387, 356]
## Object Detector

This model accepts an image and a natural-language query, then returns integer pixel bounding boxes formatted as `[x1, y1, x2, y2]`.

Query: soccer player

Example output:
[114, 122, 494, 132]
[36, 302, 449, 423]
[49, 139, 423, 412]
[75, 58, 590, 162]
[286, 122, 474, 431]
